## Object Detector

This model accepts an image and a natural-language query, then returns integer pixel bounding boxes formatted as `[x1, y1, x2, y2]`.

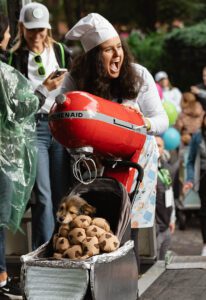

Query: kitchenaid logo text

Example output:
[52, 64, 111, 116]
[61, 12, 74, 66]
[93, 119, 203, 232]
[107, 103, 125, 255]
[49, 110, 147, 134]
[49, 111, 83, 120]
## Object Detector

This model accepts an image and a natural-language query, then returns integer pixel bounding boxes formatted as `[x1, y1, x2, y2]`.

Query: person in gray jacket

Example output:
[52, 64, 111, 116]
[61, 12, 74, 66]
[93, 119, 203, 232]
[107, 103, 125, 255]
[191, 66, 206, 111]
[183, 113, 206, 255]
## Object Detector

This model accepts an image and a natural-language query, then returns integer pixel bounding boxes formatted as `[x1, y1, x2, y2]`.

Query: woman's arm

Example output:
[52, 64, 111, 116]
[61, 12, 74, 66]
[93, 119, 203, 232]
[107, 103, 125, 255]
[186, 132, 200, 183]
[134, 64, 169, 135]
[191, 85, 206, 110]
[35, 71, 67, 108]
[183, 134, 200, 194]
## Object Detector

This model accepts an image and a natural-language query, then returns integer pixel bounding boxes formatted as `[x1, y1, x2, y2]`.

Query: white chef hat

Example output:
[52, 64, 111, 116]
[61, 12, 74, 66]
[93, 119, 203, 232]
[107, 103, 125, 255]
[65, 13, 119, 52]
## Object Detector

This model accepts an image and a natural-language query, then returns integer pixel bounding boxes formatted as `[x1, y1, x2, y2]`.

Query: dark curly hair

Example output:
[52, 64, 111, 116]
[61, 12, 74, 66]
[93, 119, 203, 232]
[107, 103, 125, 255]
[71, 40, 143, 100]
[0, 14, 9, 44]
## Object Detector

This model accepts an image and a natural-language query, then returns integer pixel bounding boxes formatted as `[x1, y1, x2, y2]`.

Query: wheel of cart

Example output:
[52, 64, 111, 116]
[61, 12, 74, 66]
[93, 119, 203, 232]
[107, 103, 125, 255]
[21, 161, 143, 300]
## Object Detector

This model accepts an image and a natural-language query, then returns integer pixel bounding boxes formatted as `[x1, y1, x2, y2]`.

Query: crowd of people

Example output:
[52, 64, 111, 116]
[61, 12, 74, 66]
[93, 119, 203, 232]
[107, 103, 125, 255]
[0, 1, 206, 298]
[154, 67, 206, 260]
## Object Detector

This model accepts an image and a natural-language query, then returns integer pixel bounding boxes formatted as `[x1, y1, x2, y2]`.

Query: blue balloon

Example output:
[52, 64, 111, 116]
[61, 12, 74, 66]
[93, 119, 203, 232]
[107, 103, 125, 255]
[162, 127, 181, 151]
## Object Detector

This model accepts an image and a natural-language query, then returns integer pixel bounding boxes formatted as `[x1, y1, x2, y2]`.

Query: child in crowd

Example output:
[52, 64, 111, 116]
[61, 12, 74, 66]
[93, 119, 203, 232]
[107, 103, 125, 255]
[155, 71, 182, 114]
[155, 136, 176, 260]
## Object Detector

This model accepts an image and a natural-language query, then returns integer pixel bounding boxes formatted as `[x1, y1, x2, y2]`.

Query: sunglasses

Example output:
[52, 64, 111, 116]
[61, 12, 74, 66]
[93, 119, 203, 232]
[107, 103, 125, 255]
[158, 168, 172, 186]
[34, 55, 46, 76]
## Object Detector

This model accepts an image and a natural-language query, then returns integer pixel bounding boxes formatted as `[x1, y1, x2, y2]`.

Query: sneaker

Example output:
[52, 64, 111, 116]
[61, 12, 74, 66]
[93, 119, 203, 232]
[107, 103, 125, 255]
[0, 277, 22, 299]
[201, 245, 206, 256]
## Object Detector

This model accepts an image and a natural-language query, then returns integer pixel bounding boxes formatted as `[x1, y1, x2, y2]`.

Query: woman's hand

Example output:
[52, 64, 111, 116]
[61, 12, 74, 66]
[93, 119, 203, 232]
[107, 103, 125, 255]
[143, 118, 151, 131]
[169, 222, 175, 234]
[190, 86, 200, 95]
[122, 102, 143, 116]
[183, 181, 193, 194]
[42, 71, 66, 91]
[122, 103, 151, 131]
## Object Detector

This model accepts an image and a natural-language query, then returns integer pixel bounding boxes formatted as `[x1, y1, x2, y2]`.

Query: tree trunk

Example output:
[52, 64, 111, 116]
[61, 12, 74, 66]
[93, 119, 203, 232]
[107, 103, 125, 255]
[64, 0, 73, 27]
[7, 0, 21, 40]
[7, 0, 32, 40]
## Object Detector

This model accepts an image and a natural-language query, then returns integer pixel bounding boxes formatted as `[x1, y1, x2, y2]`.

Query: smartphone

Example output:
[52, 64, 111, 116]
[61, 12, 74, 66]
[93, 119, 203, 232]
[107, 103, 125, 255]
[51, 68, 67, 79]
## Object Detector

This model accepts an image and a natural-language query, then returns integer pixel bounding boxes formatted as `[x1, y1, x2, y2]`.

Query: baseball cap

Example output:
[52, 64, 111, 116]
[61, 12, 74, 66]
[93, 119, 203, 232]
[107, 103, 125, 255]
[155, 71, 168, 82]
[19, 2, 51, 30]
[65, 13, 118, 52]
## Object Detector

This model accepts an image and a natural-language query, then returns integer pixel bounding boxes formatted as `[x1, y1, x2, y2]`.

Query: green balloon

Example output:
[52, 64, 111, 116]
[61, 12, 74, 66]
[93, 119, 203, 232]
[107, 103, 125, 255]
[162, 100, 178, 126]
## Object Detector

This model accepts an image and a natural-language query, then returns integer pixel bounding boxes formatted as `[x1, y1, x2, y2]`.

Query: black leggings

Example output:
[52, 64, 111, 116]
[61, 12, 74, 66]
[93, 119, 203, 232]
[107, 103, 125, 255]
[199, 171, 206, 243]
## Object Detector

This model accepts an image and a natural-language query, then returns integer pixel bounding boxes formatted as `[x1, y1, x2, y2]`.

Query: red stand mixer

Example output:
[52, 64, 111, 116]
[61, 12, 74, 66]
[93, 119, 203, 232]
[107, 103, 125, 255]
[49, 91, 146, 193]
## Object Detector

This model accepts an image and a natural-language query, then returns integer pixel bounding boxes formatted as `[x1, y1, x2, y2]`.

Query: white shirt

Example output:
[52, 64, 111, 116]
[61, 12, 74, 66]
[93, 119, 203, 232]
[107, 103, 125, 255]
[162, 87, 182, 113]
[28, 47, 60, 113]
[61, 63, 169, 135]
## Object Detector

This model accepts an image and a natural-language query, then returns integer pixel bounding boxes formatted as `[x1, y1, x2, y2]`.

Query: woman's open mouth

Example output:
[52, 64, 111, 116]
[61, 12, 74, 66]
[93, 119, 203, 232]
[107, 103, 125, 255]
[110, 59, 121, 73]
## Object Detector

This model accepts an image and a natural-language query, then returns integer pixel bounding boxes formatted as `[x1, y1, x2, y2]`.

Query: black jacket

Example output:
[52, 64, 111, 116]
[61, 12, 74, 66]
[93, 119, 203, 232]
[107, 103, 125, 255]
[156, 160, 173, 233]
[10, 42, 72, 78]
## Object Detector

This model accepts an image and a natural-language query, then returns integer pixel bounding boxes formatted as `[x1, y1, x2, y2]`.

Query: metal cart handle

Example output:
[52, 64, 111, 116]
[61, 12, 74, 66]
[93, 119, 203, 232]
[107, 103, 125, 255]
[102, 159, 144, 204]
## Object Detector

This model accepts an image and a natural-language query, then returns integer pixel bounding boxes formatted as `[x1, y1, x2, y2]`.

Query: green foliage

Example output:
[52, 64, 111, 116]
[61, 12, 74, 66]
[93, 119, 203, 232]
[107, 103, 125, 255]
[156, 0, 206, 24]
[127, 22, 206, 90]
[127, 31, 166, 74]
[38, 0, 206, 91]
[164, 22, 206, 89]
[0, 0, 7, 14]
[38, 0, 206, 33]
[165, 22, 206, 47]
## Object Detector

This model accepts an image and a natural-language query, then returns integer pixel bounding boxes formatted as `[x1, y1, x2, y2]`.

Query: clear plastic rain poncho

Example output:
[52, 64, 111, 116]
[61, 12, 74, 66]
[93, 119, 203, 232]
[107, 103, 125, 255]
[0, 61, 39, 232]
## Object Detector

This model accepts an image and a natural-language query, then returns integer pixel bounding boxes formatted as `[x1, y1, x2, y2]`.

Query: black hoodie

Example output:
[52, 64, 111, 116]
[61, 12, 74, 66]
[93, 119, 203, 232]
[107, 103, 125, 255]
[156, 159, 173, 233]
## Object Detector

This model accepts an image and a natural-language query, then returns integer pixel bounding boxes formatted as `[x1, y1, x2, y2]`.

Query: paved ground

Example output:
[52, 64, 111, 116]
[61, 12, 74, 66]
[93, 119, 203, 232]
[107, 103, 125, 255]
[170, 212, 202, 256]
[139, 213, 205, 300]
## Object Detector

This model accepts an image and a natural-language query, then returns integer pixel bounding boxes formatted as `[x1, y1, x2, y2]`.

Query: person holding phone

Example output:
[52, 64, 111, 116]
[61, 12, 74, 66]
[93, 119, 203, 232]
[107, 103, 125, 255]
[10, 2, 72, 250]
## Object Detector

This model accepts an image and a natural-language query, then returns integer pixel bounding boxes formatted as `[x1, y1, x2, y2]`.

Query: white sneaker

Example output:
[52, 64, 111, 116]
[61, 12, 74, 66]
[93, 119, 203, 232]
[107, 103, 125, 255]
[201, 246, 206, 256]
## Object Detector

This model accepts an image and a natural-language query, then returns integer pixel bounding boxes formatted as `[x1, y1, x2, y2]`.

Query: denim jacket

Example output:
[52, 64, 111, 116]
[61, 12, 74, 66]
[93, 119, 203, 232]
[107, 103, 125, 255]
[186, 131, 202, 183]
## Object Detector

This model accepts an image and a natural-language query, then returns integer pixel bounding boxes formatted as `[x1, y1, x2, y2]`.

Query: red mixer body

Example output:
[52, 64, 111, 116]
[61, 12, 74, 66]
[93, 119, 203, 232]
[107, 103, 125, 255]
[49, 91, 147, 191]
